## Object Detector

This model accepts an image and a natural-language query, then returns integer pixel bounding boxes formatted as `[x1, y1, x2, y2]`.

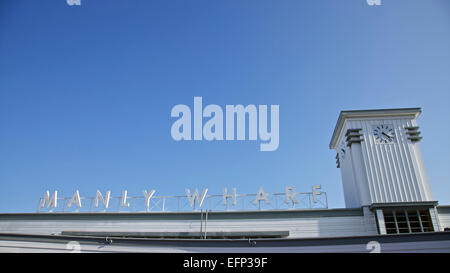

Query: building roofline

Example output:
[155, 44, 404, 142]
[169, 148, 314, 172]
[369, 201, 438, 210]
[0, 208, 363, 221]
[329, 107, 422, 149]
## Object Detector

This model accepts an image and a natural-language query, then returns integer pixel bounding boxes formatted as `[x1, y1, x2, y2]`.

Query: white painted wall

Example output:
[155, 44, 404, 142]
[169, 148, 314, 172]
[0, 214, 378, 239]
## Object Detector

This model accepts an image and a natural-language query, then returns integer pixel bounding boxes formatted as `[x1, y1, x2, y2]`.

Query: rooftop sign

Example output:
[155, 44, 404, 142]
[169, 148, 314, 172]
[37, 186, 327, 213]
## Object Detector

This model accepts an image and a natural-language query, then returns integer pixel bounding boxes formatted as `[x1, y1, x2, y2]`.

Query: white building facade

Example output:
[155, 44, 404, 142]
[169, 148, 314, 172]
[0, 108, 449, 252]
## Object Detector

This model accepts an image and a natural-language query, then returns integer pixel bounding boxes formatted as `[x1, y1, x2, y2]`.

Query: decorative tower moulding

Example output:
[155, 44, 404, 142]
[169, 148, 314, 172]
[345, 128, 363, 147]
[405, 126, 423, 142]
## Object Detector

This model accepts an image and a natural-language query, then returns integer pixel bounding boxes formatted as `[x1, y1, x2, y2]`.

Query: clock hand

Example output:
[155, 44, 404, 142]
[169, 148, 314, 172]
[382, 132, 392, 139]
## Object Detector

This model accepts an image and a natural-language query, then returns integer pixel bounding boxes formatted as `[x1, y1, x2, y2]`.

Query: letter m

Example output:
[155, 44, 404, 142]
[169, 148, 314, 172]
[39, 190, 58, 210]
[226, 105, 257, 140]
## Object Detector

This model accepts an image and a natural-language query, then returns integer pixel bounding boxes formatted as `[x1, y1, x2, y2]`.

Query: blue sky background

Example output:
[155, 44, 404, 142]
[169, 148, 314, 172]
[0, 0, 449, 212]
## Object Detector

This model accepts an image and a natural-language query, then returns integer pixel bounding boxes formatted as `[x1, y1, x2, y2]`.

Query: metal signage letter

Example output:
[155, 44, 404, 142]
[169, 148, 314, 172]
[67, 190, 82, 208]
[253, 187, 270, 205]
[185, 188, 208, 208]
[285, 186, 298, 206]
[142, 189, 156, 210]
[39, 190, 58, 209]
[121, 190, 130, 207]
[222, 187, 237, 207]
[94, 190, 111, 209]
[312, 185, 322, 203]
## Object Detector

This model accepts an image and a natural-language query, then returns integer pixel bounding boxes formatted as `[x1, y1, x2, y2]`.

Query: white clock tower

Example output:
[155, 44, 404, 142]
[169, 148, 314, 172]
[330, 108, 441, 234]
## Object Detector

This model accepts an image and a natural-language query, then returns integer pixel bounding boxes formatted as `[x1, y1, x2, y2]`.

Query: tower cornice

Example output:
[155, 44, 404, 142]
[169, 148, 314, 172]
[329, 108, 421, 149]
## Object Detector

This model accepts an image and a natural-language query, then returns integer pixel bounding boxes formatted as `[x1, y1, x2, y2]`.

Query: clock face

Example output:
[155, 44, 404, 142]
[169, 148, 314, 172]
[373, 124, 395, 144]
[339, 140, 346, 160]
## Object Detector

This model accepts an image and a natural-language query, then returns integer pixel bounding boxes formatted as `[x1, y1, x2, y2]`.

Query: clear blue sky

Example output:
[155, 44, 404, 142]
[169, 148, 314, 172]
[0, 0, 449, 212]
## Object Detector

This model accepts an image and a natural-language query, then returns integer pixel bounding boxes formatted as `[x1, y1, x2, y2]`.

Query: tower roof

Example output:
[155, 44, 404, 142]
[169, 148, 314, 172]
[329, 108, 422, 149]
